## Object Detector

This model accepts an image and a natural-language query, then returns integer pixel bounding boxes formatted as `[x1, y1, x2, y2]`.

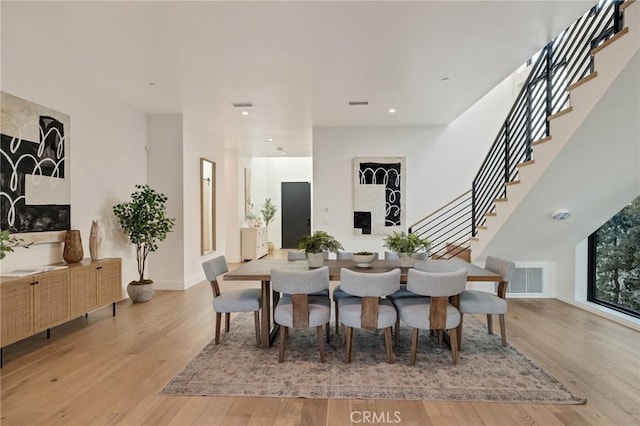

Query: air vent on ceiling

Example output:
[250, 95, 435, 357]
[348, 101, 369, 106]
[231, 102, 253, 108]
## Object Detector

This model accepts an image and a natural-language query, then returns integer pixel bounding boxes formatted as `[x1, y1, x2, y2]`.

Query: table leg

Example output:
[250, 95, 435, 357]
[261, 280, 271, 348]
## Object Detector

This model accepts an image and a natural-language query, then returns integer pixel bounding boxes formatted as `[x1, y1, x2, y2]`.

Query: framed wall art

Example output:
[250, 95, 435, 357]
[353, 156, 406, 235]
[1, 92, 71, 243]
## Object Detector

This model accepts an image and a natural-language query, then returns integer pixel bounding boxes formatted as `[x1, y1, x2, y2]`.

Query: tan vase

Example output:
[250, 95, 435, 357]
[63, 230, 84, 263]
[89, 220, 105, 261]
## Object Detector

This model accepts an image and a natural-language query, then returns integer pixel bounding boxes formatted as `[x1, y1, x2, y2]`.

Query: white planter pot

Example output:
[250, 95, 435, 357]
[398, 253, 416, 268]
[307, 252, 325, 268]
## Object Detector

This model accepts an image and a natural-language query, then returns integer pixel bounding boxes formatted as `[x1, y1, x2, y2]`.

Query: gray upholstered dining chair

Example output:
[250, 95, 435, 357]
[202, 256, 261, 346]
[393, 267, 467, 365]
[458, 256, 516, 348]
[272, 266, 331, 363]
[338, 268, 401, 364]
[287, 250, 307, 261]
[286, 250, 330, 297]
[332, 251, 380, 335]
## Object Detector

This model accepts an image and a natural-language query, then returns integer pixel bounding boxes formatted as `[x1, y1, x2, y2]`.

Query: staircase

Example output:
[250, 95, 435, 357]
[411, 0, 639, 262]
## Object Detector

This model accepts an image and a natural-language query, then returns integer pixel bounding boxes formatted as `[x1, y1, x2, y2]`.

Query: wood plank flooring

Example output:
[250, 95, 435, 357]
[1, 256, 638, 425]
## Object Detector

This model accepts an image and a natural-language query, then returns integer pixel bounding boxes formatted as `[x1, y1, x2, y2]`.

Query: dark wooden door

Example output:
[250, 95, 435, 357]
[281, 182, 311, 248]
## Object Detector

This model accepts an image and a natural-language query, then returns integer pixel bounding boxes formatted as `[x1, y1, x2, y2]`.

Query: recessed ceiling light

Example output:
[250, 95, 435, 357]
[281, 151, 286, 155]
[441, 77, 450, 82]
[241, 111, 249, 116]
[265, 138, 273, 142]
[388, 108, 396, 114]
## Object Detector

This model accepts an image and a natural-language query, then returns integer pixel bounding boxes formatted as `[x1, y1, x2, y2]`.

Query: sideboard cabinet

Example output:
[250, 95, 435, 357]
[1, 258, 122, 351]
[241, 227, 268, 261]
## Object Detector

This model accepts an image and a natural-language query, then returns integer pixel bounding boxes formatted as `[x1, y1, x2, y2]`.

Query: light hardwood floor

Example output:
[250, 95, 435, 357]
[1, 255, 639, 425]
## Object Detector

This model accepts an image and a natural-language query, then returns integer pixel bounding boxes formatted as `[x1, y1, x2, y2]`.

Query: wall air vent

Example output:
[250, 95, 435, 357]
[501, 266, 544, 294]
[231, 102, 253, 108]
[348, 101, 369, 106]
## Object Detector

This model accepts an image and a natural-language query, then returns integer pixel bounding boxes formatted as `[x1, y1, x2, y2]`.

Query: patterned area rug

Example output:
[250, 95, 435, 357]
[162, 314, 586, 404]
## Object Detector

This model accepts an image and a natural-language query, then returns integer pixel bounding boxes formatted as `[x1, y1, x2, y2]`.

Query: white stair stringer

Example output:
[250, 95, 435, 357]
[471, 0, 640, 262]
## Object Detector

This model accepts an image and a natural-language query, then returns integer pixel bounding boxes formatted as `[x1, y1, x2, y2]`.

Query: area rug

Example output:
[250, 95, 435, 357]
[161, 314, 586, 404]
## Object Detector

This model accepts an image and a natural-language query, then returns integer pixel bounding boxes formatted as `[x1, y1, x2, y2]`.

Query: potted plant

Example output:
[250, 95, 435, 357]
[382, 231, 430, 267]
[0, 230, 32, 260]
[260, 198, 278, 253]
[113, 184, 175, 303]
[297, 230, 344, 267]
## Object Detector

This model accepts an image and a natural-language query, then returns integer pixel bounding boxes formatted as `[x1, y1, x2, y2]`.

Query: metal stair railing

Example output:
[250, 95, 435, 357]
[409, 0, 626, 256]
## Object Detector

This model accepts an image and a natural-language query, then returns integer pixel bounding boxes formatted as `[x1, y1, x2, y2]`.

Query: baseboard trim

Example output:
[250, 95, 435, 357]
[556, 297, 640, 331]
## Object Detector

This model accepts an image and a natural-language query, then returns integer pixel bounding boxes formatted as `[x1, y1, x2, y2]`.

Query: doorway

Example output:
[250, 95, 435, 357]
[281, 182, 311, 248]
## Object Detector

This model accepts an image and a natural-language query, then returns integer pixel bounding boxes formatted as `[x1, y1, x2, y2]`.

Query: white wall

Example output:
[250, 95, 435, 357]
[147, 115, 185, 290]
[182, 114, 226, 288]
[311, 72, 514, 255]
[250, 157, 313, 249]
[1, 50, 147, 290]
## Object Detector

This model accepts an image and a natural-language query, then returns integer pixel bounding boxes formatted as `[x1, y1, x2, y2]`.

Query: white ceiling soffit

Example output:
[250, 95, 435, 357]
[1, 1, 593, 157]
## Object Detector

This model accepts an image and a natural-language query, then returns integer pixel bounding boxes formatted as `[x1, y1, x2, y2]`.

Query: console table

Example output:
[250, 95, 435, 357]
[0, 258, 122, 366]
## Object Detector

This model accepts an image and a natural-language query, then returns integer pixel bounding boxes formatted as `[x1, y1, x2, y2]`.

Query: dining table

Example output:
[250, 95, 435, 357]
[223, 257, 503, 348]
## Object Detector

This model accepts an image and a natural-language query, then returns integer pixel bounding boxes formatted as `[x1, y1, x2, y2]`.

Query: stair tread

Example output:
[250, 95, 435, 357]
[505, 180, 521, 186]
[531, 136, 552, 146]
[568, 71, 598, 91]
[591, 27, 629, 56]
[548, 106, 574, 121]
[518, 160, 535, 167]
[495, 198, 508, 202]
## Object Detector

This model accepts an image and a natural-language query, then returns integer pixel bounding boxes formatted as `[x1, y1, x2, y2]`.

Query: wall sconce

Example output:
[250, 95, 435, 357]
[551, 208, 571, 221]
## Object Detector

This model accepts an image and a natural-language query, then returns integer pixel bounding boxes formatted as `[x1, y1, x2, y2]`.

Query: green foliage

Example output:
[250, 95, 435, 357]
[113, 184, 176, 283]
[0, 230, 32, 260]
[382, 231, 430, 254]
[260, 198, 278, 226]
[594, 196, 640, 311]
[298, 231, 344, 254]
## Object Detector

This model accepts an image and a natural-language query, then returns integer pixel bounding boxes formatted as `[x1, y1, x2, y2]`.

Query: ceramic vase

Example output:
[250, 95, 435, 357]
[89, 220, 105, 260]
[63, 230, 84, 263]
[307, 252, 325, 268]
[398, 252, 416, 268]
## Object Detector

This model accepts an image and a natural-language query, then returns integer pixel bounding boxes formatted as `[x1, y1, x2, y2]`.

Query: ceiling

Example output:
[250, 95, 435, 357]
[1, 0, 593, 157]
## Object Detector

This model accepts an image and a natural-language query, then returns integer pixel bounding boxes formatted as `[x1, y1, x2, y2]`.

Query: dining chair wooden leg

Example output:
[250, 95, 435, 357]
[316, 325, 326, 363]
[278, 326, 287, 363]
[458, 313, 464, 349]
[409, 328, 419, 366]
[487, 314, 493, 334]
[437, 329, 444, 347]
[345, 326, 353, 363]
[215, 312, 222, 344]
[449, 327, 459, 365]
[325, 322, 331, 343]
[384, 327, 395, 364]
[499, 314, 507, 347]
[335, 304, 340, 335]
[394, 317, 400, 347]
[254, 311, 261, 346]
[225, 312, 231, 332]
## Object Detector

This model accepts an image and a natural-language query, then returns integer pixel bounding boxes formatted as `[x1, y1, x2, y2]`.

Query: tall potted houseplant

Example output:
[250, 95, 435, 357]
[298, 230, 344, 267]
[383, 231, 430, 267]
[113, 184, 175, 303]
[260, 198, 278, 253]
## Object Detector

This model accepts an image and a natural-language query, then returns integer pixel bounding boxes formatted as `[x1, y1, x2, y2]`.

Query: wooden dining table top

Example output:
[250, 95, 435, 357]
[224, 258, 502, 283]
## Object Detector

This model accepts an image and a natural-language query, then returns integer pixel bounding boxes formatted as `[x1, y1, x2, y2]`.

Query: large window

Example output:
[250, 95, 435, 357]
[588, 195, 640, 318]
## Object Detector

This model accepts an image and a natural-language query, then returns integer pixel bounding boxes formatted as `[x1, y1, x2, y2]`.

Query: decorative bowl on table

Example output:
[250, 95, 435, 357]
[352, 252, 376, 268]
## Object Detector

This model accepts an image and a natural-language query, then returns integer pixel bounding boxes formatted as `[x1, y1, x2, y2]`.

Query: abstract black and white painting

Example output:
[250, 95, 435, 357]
[353, 157, 405, 235]
[1, 92, 70, 242]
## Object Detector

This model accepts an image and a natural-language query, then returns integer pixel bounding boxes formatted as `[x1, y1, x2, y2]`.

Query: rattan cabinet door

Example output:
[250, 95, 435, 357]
[97, 259, 122, 306]
[1, 278, 34, 347]
[69, 264, 99, 318]
[33, 269, 70, 333]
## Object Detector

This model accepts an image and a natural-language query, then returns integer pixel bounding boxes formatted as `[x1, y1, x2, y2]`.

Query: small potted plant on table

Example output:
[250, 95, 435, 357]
[382, 231, 430, 267]
[298, 231, 344, 267]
